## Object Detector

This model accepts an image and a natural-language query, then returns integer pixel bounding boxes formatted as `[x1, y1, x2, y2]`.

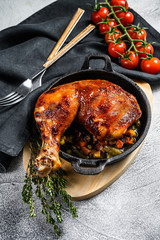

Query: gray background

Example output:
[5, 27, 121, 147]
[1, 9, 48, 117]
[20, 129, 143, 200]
[0, 0, 160, 239]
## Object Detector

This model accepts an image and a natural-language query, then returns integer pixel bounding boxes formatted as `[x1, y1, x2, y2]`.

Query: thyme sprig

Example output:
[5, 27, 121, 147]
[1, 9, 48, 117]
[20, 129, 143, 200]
[22, 123, 78, 236]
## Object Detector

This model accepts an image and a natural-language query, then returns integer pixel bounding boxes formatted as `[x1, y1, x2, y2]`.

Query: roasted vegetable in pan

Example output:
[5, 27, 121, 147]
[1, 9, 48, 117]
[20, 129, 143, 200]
[60, 120, 141, 159]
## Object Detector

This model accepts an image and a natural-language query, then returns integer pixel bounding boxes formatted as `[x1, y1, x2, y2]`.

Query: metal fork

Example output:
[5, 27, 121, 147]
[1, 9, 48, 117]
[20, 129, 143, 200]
[0, 70, 46, 106]
[0, 8, 87, 107]
[0, 24, 95, 107]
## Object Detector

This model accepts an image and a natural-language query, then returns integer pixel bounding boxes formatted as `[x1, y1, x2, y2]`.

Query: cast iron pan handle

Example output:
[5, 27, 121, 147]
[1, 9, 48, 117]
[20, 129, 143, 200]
[71, 159, 106, 175]
[81, 54, 113, 72]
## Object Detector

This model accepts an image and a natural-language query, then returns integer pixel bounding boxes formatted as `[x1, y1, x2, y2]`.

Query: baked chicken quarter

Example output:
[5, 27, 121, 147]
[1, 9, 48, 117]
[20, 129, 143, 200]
[34, 79, 142, 177]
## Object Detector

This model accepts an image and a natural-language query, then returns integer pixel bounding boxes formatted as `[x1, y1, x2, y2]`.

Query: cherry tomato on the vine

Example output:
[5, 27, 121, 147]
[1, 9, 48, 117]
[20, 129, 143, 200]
[105, 29, 122, 44]
[99, 20, 117, 35]
[120, 51, 139, 70]
[135, 42, 154, 59]
[140, 57, 160, 74]
[110, 0, 129, 11]
[91, 6, 109, 25]
[118, 11, 134, 26]
[128, 27, 147, 42]
[108, 42, 127, 58]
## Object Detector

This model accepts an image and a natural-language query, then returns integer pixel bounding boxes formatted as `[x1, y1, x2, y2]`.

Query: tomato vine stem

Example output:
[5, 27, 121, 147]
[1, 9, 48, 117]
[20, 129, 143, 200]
[103, 0, 153, 58]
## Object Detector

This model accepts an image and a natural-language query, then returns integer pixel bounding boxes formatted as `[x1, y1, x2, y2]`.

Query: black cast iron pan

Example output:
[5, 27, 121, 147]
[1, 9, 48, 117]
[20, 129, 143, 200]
[49, 54, 151, 175]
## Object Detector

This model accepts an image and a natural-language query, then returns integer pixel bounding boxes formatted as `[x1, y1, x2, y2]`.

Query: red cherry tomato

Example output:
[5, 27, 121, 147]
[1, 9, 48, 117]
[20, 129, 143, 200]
[128, 27, 147, 42]
[108, 42, 127, 58]
[140, 57, 160, 74]
[118, 11, 134, 26]
[120, 51, 139, 70]
[135, 42, 154, 58]
[91, 6, 109, 25]
[105, 29, 122, 44]
[99, 20, 117, 35]
[110, 0, 129, 11]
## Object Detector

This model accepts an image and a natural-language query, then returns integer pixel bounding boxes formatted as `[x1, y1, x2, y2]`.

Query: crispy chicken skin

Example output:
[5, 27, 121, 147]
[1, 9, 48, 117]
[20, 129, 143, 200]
[34, 80, 142, 176]
[34, 84, 79, 176]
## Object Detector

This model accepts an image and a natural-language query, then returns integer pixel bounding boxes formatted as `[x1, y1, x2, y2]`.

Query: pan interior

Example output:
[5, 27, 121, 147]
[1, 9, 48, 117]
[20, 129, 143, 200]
[50, 69, 151, 165]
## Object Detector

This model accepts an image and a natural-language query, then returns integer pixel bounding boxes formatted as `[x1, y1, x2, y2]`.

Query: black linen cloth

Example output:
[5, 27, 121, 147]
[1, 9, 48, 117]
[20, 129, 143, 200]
[0, 0, 160, 172]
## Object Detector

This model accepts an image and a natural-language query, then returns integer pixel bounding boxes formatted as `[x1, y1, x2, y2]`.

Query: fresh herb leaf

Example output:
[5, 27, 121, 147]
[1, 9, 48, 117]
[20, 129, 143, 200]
[22, 122, 78, 236]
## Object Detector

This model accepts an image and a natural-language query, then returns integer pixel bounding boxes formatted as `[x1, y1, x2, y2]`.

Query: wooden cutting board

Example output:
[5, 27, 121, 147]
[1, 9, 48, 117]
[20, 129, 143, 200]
[23, 80, 152, 201]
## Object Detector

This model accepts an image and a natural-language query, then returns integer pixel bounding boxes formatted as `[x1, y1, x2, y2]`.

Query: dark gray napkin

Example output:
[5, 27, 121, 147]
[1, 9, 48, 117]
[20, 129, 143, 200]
[0, 0, 160, 172]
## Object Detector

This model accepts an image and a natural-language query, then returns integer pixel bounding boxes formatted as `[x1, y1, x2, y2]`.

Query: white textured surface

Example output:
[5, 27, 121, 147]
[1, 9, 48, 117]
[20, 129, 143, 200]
[0, 1, 160, 239]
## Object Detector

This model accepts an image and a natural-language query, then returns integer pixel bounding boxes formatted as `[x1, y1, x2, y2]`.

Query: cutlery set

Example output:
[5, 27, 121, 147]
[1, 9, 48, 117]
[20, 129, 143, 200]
[0, 8, 95, 107]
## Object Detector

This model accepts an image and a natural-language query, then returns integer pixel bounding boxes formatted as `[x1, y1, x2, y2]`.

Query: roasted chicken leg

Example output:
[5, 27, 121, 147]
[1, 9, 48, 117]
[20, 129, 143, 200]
[34, 80, 142, 176]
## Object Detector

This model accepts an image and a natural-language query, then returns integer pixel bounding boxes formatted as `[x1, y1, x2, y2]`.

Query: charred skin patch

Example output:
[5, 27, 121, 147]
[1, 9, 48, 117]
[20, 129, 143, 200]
[62, 95, 70, 106]
[89, 122, 101, 136]
[35, 98, 44, 107]
[35, 112, 40, 117]
[54, 108, 69, 121]
[42, 134, 47, 140]
[85, 116, 101, 136]
[51, 126, 58, 136]
[62, 108, 69, 119]
[45, 103, 70, 120]
[87, 115, 94, 125]
[41, 156, 49, 161]
[98, 104, 109, 114]
[65, 99, 70, 107]
[45, 109, 54, 118]
[56, 103, 62, 110]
